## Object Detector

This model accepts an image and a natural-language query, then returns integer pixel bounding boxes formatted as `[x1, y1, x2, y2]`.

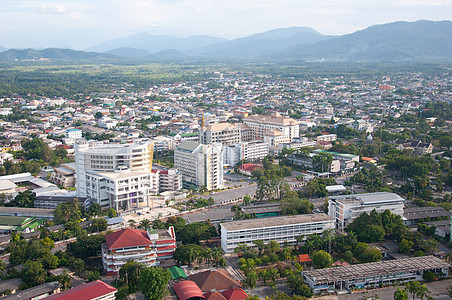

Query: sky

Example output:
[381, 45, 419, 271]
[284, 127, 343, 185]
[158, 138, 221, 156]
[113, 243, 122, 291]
[0, 0, 451, 49]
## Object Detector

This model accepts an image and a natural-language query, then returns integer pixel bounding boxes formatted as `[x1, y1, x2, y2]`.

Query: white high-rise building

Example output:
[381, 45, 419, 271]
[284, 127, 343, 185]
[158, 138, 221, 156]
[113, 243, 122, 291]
[75, 142, 158, 211]
[199, 123, 241, 146]
[174, 141, 223, 191]
[223, 141, 269, 166]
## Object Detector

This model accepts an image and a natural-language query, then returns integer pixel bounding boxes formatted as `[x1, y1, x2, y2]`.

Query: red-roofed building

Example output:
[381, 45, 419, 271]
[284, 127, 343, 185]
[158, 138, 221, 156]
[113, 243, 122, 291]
[44, 280, 116, 300]
[221, 287, 248, 300]
[102, 227, 176, 276]
[298, 254, 312, 264]
[237, 163, 263, 176]
[203, 291, 227, 300]
[188, 270, 240, 293]
[173, 281, 205, 300]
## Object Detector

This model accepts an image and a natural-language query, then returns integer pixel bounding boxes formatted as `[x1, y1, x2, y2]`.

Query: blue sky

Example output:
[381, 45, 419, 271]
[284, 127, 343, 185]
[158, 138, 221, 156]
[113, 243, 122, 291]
[0, 0, 451, 49]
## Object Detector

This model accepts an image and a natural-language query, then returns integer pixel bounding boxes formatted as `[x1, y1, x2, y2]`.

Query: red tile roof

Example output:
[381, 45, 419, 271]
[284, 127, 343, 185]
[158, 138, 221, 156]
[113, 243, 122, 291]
[44, 280, 116, 300]
[105, 228, 151, 250]
[189, 270, 240, 293]
[173, 280, 205, 300]
[221, 287, 248, 300]
[204, 291, 227, 300]
[298, 254, 312, 263]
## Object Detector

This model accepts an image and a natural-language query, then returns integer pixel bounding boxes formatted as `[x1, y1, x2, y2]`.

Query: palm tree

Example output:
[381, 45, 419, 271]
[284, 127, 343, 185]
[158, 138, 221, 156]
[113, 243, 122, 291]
[416, 284, 430, 300]
[243, 271, 257, 295]
[139, 219, 151, 231]
[203, 248, 213, 266]
[212, 247, 223, 266]
[394, 288, 408, 300]
[406, 281, 421, 300]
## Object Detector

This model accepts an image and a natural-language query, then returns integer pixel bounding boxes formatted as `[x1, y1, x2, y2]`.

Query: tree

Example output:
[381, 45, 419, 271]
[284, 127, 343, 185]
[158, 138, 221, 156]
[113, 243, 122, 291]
[416, 284, 430, 300]
[140, 219, 152, 231]
[8, 190, 36, 208]
[139, 267, 171, 300]
[243, 271, 257, 293]
[287, 273, 313, 298]
[94, 112, 104, 119]
[398, 239, 413, 254]
[173, 244, 203, 266]
[311, 250, 332, 269]
[54, 201, 81, 224]
[120, 262, 146, 293]
[21, 261, 46, 287]
[253, 240, 265, 255]
[394, 288, 408, 300]
[88, 203, 102, 216]
[406, 281, 421, 300]
[422, 271, 435, 282]
[91, 218, 108, 232]
[108, 208, 117, 218]
[179, 222, 217, 244]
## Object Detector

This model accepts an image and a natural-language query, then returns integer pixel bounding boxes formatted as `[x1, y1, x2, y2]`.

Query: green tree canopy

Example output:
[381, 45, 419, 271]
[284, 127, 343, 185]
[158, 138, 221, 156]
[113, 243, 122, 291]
[139, 267, 171, 300]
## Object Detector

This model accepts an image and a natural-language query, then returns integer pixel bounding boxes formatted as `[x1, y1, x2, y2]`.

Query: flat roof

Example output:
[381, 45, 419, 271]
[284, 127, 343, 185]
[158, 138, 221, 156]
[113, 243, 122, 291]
[0, 207, 55, 214]
[303, 256, 450, 285]
[403, 206, 451, 220]
[326, 185, 346, 193]
[331, 192, 405, 205]
[241, 203, 281, 214]
[221, 214, 333, 231]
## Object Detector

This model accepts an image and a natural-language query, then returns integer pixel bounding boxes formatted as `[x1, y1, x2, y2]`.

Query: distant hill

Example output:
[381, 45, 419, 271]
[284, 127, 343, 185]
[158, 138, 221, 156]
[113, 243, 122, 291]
[191, 27, 331, 58]
[0, 48, 119, 62]
[146, 49, 190, 61]
[280, 20, 452, 61]
[87, 33, 227, 53]
[0, 46, 7, 53]
[104, 47, 151, 58]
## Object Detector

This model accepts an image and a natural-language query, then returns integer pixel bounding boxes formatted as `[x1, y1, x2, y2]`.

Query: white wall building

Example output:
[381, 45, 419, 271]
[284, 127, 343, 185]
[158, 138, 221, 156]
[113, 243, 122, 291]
[242, 112, 301, 142]
[174, 141, 223, 191]
[154, 169, 183, 192]
[220, 214, 335, 253]
[328, 192, 405, 231]
[65, 129, 82, 139]
[75, 142, 157, 211]
[316, 134, 337, 142]
[199, 123, 241, 146]
[223, 141, 269, 166]
[98, 117, 118, 129]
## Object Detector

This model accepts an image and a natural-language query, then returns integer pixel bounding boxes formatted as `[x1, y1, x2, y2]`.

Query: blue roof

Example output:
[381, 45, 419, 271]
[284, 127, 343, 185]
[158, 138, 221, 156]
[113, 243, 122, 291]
[66, 129, 82, 132]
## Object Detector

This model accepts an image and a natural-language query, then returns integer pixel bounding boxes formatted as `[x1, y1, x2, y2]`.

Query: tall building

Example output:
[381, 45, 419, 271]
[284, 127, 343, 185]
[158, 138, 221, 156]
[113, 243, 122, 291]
[174, 141, 223, 191]
[328, 192, 405, 231]
[102, 227, 176, 276]
[199, 123, 241, 146]
[75, 142, 158, 211]
[154, 169, 183, 192]
[242, 112, 301, 142]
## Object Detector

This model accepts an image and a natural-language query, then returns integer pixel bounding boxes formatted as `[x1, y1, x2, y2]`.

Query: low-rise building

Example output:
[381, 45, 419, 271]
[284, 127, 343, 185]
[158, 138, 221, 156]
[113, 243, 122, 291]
[65, 128, 82, 139]
[403, 206, 451, 226]
[102, 227, 176, 276]
[49, 163, 76, 188]
[328, 192, 405, 231]
[303, 256, 450, 294]
[44, 280, 117, 300]
[220, 214, 334, 253]
[223, 141, 269, 166]
[155, 169, 182, 192]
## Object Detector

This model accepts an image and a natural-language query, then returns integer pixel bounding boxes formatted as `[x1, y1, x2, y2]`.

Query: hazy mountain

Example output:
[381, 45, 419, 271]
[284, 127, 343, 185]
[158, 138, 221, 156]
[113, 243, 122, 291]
[87, 33, 227, 53]
[0, 46, 7, 53]
[191, 27, 331, 57]
[0, 48, 119, 62]
[146, 49, 190, 61]
[104, 47, 151, 58]
[281, 20, 452, 61]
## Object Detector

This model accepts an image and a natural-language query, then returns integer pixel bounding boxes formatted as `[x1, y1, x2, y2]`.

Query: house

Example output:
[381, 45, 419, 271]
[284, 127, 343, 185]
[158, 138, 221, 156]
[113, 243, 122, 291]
[237, 163, 263, 176]
[173, 281, 205, 300]
[2, 282, 61, 300]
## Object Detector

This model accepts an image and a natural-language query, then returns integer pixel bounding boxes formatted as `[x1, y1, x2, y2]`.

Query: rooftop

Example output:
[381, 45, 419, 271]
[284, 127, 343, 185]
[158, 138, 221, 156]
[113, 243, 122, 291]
[221, 214, 333, 231]
[303, 256, 450, 284]
[331, 192, 405, 205]
[403, 206, 451, 220]
[177, 141, 202, 152]
[44, 280, 117, 300]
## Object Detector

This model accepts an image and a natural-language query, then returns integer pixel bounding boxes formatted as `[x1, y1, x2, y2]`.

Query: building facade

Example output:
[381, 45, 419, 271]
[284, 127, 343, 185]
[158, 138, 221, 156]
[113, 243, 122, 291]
[75, 142, 157, 211]
[174, 141, 223, 190]
[220, 214, 334, 253]
[328, 192, 405, 231]
[199, 123, 241, 146]
[155, 169, 183, 192]
[223, 141, 269, 166]
[102, 227, 176, 276]
[242, 113, 301, 142]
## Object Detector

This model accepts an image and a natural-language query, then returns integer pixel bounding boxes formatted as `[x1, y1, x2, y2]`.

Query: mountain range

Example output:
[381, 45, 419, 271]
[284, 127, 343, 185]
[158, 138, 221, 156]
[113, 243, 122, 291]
[0, 20, 451, 63]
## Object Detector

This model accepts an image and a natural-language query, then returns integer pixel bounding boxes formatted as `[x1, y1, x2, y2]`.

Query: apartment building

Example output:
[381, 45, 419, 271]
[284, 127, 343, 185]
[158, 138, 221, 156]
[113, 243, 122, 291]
[102, 227, 176, 276]
[328, 192, 405, 231]
[220, 214, 334, 253]
[223, 141, 269, 166]
[242, 112, 301, 142]
[75, 142, 158, 211]
[154, 169, 183, 192]
[174, 141, 223, 191]
[316, 134, 337, 142]
[50, 163, 76, 188]
[199, 123, 241, 146]
[65, 128, 82, 139]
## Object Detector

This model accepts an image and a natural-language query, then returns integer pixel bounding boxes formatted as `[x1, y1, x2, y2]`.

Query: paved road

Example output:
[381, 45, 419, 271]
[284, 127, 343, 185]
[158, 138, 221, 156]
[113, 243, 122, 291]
[199, 183, 257, 205]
